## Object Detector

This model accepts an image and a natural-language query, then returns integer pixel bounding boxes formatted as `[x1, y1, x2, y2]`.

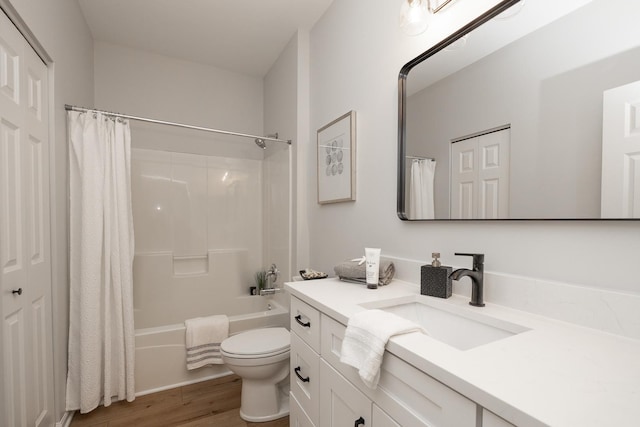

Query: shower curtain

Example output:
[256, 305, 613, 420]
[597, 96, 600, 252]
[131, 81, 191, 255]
[66, 111, 136, 413]
[409, 158, 436, 219]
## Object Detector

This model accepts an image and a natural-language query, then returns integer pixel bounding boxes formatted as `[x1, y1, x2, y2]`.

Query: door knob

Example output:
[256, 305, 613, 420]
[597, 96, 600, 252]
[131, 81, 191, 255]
[12, 288, 23, 295]
[354, 416, 365, 426]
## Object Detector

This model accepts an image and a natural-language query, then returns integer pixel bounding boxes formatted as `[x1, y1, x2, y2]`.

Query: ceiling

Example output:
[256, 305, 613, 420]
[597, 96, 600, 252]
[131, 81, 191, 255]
[77, 0, 334, 77]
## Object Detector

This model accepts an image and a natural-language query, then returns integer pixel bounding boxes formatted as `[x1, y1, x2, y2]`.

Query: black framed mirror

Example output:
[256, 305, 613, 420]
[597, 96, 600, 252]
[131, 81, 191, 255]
[398, 0, 640, 220]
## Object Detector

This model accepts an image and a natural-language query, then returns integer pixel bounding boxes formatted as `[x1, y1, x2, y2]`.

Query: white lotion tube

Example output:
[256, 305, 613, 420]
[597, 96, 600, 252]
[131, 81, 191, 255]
[365, 248, 381, 289]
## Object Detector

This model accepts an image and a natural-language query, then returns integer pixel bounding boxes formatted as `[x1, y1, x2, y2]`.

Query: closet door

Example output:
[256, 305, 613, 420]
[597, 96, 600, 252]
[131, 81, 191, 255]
[451, 128, 510, 219]
[0, 10, 54, 427]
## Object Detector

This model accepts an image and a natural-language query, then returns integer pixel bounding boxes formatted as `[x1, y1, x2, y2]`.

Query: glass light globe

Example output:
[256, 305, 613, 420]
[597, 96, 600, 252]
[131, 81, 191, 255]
[400, 0, 430, 36]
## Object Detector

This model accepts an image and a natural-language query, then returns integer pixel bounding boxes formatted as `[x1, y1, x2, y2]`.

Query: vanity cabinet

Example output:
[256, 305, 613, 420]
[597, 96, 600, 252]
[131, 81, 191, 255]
[290, 392, 315, 427]
[320, 359, 372, 426]
[483, 410, 516, 427]
[290, 295, 478, 427]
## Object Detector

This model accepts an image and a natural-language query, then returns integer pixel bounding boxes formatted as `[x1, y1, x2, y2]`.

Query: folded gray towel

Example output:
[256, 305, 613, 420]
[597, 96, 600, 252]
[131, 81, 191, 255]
[334, 259, 395, 286]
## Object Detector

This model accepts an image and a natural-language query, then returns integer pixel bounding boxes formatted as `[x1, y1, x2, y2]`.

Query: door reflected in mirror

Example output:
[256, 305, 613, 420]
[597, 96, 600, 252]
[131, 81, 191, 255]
[398, 0, 640, 220]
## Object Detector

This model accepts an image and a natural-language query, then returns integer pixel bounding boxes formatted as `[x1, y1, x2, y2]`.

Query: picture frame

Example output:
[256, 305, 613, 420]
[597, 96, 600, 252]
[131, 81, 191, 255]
[317, 111, 356, 204]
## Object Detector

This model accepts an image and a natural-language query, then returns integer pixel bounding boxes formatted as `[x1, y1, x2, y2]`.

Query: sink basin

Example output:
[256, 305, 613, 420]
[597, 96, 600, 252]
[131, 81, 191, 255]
[360, 296, 530, 350]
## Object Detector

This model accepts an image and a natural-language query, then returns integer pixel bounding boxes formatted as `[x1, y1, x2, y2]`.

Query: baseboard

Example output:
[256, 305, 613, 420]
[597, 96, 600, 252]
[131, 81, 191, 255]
[56, 411, 74, 427]
[135, 369, 233, 397]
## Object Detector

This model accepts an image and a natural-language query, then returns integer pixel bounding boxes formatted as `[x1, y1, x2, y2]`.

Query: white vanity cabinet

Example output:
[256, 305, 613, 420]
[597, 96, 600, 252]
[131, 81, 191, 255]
[290, 392, 315, 427]
[321, 314, 477, 427]
[483, 409, 516, 427]
[320, 359, 372, 426]
[290, 295, 479, 427]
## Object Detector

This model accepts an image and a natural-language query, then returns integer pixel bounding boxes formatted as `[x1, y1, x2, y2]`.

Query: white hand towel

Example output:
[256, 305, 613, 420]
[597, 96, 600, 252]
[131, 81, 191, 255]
[339, 309, 425, 389]
[185, 315, 229, 370]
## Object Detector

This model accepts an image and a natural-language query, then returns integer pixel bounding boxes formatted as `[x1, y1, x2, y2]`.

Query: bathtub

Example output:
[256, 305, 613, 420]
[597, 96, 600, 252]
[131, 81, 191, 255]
[134, 297, 289, 396]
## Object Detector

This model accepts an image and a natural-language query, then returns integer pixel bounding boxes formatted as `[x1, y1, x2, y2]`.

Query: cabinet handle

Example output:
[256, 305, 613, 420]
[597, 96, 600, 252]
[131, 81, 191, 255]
[354, 416, 365, 427]
[294, 314, 311, 328]
[12, 288, 23, 295]
[294, 366, 310, 383]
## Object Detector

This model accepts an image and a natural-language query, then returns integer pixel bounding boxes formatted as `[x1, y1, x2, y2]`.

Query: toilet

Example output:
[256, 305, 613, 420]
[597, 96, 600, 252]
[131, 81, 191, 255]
[220, 327, 290, 422]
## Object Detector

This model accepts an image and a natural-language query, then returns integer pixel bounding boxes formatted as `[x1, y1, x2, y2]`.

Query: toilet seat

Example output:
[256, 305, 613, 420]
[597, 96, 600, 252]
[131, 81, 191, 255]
[221, 327, 290, 359]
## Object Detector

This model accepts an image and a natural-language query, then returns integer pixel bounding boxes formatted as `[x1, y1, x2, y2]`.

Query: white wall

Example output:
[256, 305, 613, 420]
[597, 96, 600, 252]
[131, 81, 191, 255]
[94, 41, 264, 139]
[307, 0, 640, 294]
[2, 0, 94, 422]
[264, 34, 297, 285]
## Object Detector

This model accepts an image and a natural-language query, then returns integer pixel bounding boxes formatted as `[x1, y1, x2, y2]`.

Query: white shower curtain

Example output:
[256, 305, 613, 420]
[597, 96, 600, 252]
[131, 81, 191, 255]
[409, 158, 436, 219]
[66, 111, 136, 413]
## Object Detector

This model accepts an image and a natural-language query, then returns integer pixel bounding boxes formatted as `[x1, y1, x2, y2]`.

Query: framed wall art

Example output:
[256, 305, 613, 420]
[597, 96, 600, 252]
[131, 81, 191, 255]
[317, 111, 356, 204]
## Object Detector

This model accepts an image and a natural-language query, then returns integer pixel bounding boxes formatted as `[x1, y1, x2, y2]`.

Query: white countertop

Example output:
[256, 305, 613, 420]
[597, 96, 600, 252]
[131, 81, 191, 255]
[285, 278, 640, 427]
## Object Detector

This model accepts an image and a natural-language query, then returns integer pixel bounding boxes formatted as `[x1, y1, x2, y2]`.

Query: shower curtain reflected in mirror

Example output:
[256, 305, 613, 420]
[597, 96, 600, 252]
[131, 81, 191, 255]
[66, 111, 136, 413]
[409, 158, 436, 219]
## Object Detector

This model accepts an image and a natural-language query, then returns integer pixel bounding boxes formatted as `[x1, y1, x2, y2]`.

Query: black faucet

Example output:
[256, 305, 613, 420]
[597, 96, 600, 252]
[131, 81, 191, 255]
[450, 253, 485, 307]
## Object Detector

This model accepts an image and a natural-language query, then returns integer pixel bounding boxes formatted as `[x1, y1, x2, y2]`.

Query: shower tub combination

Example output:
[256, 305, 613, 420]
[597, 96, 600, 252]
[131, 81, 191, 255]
[134, 295, 288, 395]
[130, 138, 291, 396]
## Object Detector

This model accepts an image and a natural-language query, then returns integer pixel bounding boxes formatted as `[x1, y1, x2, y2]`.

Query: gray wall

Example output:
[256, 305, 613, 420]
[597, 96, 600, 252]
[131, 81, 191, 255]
[307, 0, 640, 294]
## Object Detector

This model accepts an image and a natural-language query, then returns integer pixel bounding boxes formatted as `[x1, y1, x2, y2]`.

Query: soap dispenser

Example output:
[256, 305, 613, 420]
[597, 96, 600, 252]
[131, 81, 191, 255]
[421, 252, 452, 298]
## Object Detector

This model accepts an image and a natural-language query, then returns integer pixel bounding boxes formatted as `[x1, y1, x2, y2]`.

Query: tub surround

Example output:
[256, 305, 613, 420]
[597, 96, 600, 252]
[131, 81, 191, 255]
[285, 278, 640, 426]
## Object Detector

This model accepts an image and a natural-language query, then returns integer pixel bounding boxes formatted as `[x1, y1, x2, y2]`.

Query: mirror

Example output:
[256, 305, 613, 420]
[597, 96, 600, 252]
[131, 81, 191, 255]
[398, 0, 640, 220]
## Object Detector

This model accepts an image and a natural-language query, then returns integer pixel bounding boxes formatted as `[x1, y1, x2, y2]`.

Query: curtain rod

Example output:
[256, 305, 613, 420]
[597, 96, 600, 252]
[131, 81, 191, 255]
[65, 104, 292, 145]
[406, 155, 435, 161]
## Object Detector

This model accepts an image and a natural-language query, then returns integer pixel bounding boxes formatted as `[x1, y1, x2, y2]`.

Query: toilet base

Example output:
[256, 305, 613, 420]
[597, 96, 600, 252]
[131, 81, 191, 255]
[238, 381, 290, 422]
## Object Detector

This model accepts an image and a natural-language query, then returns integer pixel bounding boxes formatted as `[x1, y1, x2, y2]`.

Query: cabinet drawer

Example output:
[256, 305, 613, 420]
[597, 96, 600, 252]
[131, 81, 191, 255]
[290, 392, 315, 427]
[291, 331, 320, 425]
[291, 297, 321, 352]
[321, 315, 477, 427]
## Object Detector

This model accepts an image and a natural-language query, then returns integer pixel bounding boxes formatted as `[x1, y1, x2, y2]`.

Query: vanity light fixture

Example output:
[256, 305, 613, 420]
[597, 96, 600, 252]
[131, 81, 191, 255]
[400, 0, 457, 36]
[399, 0, 430, 36]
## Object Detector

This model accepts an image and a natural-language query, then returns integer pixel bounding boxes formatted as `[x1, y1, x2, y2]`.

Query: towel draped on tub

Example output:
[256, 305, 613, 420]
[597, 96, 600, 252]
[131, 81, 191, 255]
[185, 315, 229, 370]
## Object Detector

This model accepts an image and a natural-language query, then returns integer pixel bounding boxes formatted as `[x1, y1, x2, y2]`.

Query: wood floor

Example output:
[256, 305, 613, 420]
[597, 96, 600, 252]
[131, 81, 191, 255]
[70, 375, 289, 427]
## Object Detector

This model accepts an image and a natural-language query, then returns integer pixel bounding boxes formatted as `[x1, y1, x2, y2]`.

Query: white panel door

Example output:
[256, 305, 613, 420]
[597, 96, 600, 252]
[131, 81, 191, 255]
[601, 80, 640, 218]
[451, 129, 510, 219]
[0, 10, 54, 427]
[477, 130, 510, 219]
[451, 138, 477, 219]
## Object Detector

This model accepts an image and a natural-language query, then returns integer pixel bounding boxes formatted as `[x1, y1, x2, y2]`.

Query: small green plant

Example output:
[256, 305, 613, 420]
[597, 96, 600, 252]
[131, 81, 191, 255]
[255, 270, 267, 291]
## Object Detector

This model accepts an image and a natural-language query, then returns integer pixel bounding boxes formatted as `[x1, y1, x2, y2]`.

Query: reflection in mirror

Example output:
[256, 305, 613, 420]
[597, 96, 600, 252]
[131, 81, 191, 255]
[398, 0, 640, 220]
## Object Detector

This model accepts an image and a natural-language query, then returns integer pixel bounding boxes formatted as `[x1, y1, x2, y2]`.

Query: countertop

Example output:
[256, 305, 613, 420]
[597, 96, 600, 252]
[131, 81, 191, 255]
[285, 278, 640, 427]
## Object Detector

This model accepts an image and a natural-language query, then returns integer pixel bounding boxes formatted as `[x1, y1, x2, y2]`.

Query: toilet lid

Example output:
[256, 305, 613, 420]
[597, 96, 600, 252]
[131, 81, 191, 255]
[221, 327, 290, 356]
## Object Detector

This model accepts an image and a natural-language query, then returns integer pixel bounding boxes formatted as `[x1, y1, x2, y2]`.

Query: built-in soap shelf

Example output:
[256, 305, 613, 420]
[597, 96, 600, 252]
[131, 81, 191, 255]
[172, 254, 209, 276]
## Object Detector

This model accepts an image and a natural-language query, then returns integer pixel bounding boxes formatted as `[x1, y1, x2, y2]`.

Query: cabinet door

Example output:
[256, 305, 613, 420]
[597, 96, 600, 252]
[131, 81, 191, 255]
[320, 360, 372, 427]
[290, 392, 315, 427]
[373, 404, 401, 427]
